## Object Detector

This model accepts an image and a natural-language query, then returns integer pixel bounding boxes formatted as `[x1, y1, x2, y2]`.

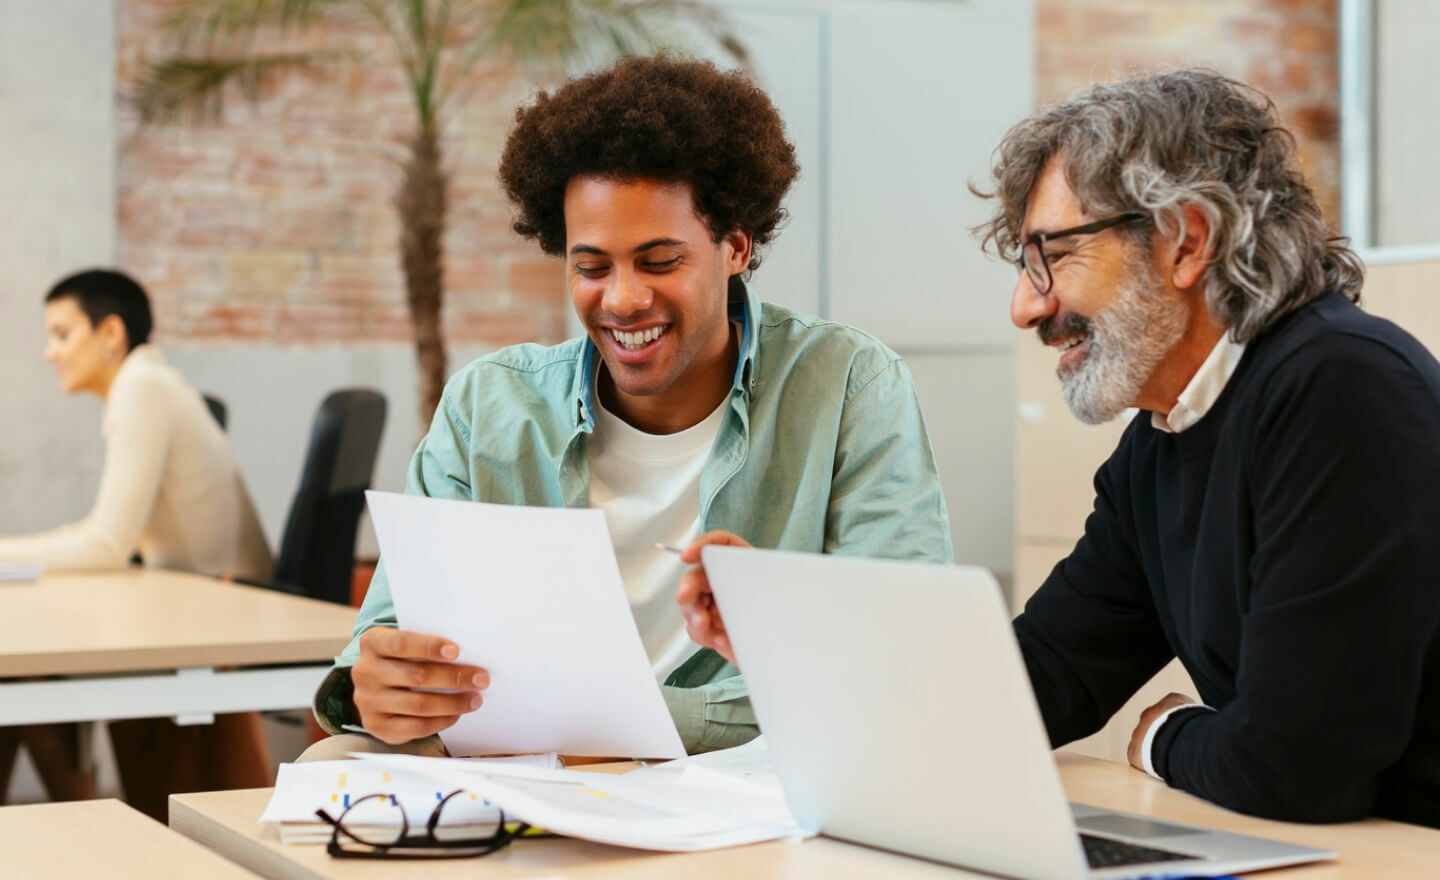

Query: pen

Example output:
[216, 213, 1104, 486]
[655, 542, 684, 555]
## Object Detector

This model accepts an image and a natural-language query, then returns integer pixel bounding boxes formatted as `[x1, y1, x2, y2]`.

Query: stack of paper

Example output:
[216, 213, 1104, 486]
[260, 755, 558, 845]
[354, 742, 809, 852]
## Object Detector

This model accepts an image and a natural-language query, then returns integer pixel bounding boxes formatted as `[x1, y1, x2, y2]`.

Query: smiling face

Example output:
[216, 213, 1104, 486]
[44, 296, 126, 397]
[1010, 160, 1190, 423]
[565, 175, 751, 434]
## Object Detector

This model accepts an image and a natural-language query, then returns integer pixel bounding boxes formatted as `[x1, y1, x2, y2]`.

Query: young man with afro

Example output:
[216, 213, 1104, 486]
[306, 54, 952, 758]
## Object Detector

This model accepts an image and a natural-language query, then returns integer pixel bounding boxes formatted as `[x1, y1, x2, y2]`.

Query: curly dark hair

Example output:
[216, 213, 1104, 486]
[498, 53, 799, 275]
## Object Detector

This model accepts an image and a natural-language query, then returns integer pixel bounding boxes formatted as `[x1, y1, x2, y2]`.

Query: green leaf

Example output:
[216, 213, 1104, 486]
[163, 0, 355, 49]
[480, 0, 747, 70]
[130, 53, 339, 124]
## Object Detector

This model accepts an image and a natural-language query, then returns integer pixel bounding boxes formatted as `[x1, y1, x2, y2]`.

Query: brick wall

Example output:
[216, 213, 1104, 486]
[116, 0, 1342, 348]
[1037, 0, 1340, 222]
[117, 0, 566, 348]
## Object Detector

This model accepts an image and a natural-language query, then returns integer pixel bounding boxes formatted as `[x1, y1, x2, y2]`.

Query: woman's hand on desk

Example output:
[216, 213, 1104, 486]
[675, 531, 748, 666]
[352, 627, 490, 745]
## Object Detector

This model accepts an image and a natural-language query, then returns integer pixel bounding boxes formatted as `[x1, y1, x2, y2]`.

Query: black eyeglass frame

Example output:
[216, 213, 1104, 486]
[316, 789, 534, 860]
[1015, 211, 1147, 295]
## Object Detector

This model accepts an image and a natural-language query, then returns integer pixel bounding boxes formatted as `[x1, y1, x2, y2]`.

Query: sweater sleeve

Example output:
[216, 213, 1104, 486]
[1154, 338, 1440, 822]
[1014, 424, 1176, 747]
[0, 370, 170, 570]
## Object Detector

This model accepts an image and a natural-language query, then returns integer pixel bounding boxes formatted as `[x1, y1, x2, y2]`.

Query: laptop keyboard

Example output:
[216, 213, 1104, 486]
[1080, 833, 1203, 869]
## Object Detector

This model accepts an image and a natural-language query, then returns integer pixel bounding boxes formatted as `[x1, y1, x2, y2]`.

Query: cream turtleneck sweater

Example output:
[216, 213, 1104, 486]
[0, 345, 272, 579]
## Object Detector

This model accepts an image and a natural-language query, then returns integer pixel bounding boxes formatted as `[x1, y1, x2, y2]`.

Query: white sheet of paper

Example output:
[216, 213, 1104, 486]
[629, 736, 784, 797]
[366, 491, 686, 759]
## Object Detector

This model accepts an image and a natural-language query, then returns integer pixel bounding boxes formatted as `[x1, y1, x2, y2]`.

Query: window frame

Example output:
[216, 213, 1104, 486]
[1340, 0, 1440, 263]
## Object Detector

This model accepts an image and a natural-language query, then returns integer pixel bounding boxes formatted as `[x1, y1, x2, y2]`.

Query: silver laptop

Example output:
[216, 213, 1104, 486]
[701, 546, 1335, 880]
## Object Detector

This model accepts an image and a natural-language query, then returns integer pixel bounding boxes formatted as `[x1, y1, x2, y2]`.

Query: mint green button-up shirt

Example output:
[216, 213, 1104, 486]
[317, 282, 953, 753]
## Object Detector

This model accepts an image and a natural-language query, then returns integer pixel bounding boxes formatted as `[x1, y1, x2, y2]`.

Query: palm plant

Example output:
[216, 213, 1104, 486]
[133, 0, 744, 431]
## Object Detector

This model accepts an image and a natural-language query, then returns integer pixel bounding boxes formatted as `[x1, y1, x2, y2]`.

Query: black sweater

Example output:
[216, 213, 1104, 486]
[1015, 292, 1440, 827]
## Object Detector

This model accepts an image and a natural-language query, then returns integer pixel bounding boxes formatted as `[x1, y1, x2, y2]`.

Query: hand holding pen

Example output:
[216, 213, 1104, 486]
[660, 531, 750, 665]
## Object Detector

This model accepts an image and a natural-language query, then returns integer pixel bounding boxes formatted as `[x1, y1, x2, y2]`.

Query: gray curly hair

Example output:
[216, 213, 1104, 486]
[973, 68, 1362, 343]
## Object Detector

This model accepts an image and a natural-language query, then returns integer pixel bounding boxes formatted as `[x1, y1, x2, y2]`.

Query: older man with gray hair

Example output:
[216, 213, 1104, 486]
[977, 69, 1440, 827]
[677, 67, 1440, 826]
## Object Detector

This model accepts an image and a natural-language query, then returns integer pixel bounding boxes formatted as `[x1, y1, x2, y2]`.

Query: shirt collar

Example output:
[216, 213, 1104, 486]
[1151, 333, 1246, 434]
[570, 277, 758, 428]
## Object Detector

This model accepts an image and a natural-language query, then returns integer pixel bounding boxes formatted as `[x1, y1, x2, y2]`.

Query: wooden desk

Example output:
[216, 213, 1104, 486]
[171, 786, 965, 879]
[168, 754, 1440, 879]
[0, 569, 356, 726]
[1060, 754, 1440, 878]
[0, 798, 261, 878]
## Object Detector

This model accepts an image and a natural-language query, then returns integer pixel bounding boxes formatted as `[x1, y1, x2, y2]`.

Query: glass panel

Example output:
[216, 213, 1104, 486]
[1373, 0, 1440, 247]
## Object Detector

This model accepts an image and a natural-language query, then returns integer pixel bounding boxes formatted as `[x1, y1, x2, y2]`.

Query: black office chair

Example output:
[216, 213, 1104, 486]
[267, 389, 387, 605]
[202, 393, 228, 431]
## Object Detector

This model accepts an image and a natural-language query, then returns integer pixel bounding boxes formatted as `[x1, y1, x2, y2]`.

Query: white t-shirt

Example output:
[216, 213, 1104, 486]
[587, 387, 728, 683]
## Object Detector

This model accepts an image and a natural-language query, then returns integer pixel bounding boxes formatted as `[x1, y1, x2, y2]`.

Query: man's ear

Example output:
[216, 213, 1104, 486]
[1170, 203, 1212, 291]
[723, 229, 753, 275]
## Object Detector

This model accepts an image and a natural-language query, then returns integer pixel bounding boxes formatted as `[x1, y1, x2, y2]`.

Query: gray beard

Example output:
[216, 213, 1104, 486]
[1058, 268, 1188, 425]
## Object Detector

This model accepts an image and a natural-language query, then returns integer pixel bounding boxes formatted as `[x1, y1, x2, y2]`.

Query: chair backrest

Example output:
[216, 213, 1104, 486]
[202, 393, 228, 431]
[273, 388, 387, 605]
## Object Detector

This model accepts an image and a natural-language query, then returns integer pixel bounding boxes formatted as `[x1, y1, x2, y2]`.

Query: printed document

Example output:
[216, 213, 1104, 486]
[355, 750, 807, 852]
[260, 755, 556, 844]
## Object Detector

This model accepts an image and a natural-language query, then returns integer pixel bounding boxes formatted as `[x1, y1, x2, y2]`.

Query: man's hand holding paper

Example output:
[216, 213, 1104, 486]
[351, 627, 491, 745]
[366, 491, 686, 759]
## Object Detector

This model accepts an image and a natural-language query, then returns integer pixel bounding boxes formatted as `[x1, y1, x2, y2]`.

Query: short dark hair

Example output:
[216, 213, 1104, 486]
[45, 269, 154, 351]
[498, 53, 799, 276]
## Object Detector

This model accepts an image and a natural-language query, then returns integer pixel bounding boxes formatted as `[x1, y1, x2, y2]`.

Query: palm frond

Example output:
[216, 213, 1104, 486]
[479, 0, 747, 71]
[131, 52, 340, 124]
[397, 0, 451, 128]
[593, 0, 748, 66]
[163, 0, 355, 48]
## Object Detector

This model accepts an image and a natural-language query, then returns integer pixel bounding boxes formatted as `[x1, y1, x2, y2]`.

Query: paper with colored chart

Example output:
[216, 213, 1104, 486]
[260, 756, 558, 844]
[355, 748, 808, 852]
[365, 491, 687, 759]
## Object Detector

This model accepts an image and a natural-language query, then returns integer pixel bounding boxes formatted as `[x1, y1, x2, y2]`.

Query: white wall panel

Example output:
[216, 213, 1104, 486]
[0, 2, 116, 533]
[825, 1, 1033, 349]
[715, 9, 825, 318]
[907, 349, 1015, 585]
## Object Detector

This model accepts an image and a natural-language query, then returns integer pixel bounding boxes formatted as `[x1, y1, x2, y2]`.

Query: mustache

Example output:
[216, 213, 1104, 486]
[1038, 312, 1092, 346]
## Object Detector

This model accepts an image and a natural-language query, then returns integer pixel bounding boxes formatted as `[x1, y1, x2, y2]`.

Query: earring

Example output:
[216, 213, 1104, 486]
[106, 348, 119, 363]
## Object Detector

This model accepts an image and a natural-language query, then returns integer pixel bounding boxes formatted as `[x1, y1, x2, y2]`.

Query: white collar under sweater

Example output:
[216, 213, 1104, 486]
[1149, 334, 1247, 434]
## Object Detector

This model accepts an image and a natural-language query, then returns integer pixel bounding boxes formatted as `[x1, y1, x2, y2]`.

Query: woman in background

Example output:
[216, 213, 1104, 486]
[0, 268, 274, 818]
[0, 268, 271, 575]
